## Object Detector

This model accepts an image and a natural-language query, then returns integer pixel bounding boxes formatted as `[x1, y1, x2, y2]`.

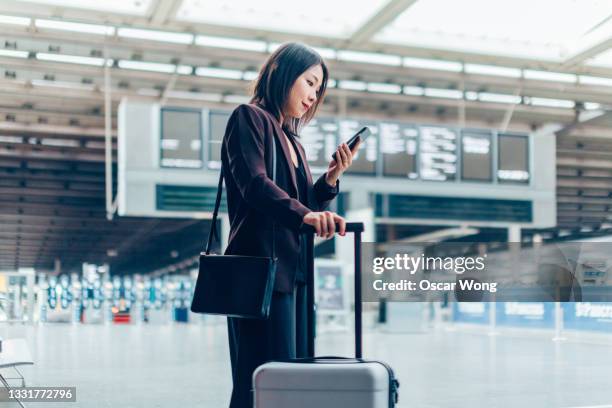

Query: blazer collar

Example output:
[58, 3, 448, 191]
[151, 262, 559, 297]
[275, 126, 314, 203]
[251, 103, 313, 202]
[275, 127, 300, 197]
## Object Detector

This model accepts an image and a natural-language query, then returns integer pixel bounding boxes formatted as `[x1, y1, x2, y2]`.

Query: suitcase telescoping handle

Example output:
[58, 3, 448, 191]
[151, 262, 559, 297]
[299, 222, 364, 359]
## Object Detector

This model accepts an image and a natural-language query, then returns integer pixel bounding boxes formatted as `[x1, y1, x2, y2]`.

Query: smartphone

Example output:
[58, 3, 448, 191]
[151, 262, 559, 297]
[331, 126, 371, 162]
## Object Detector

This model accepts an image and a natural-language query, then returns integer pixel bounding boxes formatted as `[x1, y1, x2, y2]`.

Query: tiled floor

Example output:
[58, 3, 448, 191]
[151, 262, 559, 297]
[0, 320, 611, 407]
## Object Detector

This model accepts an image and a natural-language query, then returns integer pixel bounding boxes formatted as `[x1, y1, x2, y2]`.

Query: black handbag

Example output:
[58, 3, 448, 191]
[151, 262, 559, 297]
[190, 137, 278, 319]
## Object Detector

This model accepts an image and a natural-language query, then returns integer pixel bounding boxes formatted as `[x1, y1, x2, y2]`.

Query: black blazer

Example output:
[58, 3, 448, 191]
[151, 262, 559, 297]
[221, 103, 340, 293]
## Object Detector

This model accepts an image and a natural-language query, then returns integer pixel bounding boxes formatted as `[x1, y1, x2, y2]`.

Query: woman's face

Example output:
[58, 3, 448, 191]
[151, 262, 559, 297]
[284, 64, 324, 119]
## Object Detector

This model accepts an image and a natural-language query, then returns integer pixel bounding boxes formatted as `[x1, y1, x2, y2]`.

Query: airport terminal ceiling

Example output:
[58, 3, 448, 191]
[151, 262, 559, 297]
[2, 0, 612, 273]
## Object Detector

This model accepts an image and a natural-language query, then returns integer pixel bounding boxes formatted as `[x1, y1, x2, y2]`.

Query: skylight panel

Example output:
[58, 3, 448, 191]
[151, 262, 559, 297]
[587, 48, 612, 67]
[177, 0, 388, 38]
[376, 0, 612, 61]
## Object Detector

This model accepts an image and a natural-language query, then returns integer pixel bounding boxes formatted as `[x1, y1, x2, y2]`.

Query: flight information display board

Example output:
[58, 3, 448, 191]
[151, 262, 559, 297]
[419, 125, 458, 181]
[498, 134, 529, 184]
[160, 108, 202, 168]
[157, 108, 531, 186]
[121, 100, 550, 224]
[207, 110, 231, 170]
[300, 117, 338, 173]
[338, 118, 378, 176]
[380, 122, 418, 179]
[461, 130, 492, 182]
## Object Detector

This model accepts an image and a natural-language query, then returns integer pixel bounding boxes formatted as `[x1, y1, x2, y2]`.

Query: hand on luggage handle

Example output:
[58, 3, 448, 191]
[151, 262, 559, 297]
[299, 222, 364, 234]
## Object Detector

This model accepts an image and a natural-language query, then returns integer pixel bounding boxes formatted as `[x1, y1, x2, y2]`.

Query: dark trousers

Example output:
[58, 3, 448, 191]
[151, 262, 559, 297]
[227, 282, 308, 408]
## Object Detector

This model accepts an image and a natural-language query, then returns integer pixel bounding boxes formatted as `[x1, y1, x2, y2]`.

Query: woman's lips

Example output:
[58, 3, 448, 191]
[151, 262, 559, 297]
[302, 102, 310, 110]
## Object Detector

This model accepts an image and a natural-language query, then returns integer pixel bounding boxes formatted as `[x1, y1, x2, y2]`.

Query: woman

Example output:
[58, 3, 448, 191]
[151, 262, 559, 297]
[220, 42, 361, 408]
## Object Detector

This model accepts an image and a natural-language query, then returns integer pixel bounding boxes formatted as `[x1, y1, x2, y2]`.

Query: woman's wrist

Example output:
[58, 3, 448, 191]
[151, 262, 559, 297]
[325, 172, 337, 187]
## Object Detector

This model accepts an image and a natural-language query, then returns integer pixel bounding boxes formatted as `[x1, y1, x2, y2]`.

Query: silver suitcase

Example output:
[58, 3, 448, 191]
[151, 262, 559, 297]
[253, 223, 400, 408]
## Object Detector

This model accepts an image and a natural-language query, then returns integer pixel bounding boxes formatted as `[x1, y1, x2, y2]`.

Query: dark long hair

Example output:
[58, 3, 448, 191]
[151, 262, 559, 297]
[250, 42, 328, 136]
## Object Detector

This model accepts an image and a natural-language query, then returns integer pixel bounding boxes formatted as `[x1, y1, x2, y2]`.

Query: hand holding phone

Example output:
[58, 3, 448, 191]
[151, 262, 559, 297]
[331, 126, 371, 162]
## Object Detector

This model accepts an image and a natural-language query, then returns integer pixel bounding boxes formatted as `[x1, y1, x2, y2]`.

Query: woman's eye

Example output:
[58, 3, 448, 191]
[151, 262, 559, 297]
[307, 80, 314, 86]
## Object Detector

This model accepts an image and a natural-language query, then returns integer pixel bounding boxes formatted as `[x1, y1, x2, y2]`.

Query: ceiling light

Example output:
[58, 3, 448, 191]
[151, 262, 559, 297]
[478, 92, 521, 104]
[243, 71, 259, 81]
[137, 88, 161, 96]
[0, 15, 30, 26]
[338, 80, 367, 91]
[41, 138, 79, 147]
[583, 102, 602, 110]
[403, 57, 462, 72]
[530, 97, 575, 108]
[465, 91, 478, 100]
[267, 42, 282, 53]
[465, 64, 521, 78]
[367, 82, 402, 94]
[31, 79, 95, 91]
[0, 135, 22, 143]
[312, 47, 336, 59]
[176, 65, 193, 75]
[0, 49, 28, 58]
[337, 50, 401, 66]
[37, 52, 107, 66]
[524, 70, 577, 83]
[224, 95, 250, 104]
[165, 91, 223, 102]
[195, 35, 267, 52]
[118, 60, 179, 73]
[195, 67, 243, 80]
[118, 28, 193, 44]
[424, 88, 463, 99]
[403, 86, 424, 96]
[35, 19, 114, 35]
[579, 75, 612, 87]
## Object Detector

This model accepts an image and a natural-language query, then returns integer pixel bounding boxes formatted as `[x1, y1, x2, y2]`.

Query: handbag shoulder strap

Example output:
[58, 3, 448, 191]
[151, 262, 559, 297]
[205, 135, 277, 257]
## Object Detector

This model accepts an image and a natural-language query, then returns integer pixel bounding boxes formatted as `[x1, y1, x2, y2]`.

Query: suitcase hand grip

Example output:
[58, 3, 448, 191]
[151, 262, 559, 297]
[299, 222, 364, 234]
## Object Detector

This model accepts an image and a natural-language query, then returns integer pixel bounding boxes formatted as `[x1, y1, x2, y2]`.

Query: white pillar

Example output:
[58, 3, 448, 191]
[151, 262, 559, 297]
[26, 273, 35, 324]
[552, 302, 566, 342]
[488, 302, 498, 336]
[508, 225, 521, 242]
[508, 226, 521, 282]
